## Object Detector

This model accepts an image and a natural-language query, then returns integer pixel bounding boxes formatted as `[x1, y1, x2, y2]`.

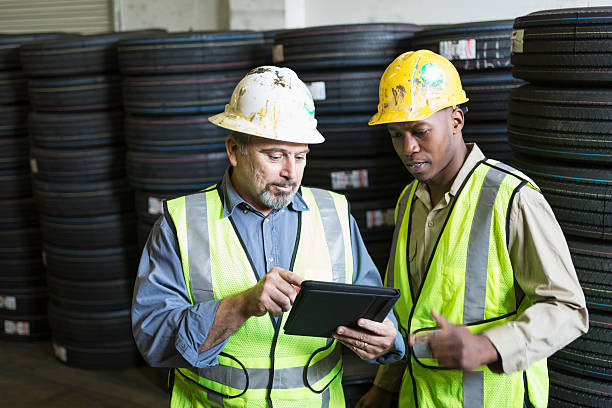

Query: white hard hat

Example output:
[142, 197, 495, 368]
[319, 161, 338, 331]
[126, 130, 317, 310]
[209, 66, 324, 144]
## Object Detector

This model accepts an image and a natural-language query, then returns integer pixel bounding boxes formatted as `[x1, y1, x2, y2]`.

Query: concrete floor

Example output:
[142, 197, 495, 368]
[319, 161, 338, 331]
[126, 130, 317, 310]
[0, 340, 169, 408]
[1, 340, 379, 407]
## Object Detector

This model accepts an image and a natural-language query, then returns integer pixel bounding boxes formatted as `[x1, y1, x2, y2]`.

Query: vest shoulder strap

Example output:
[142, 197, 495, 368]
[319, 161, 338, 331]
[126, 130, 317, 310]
[482, 159, 540, 193]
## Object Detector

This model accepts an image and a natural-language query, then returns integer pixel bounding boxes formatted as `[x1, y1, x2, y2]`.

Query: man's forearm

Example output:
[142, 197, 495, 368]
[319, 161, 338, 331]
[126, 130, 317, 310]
[198, 293, 250, 353]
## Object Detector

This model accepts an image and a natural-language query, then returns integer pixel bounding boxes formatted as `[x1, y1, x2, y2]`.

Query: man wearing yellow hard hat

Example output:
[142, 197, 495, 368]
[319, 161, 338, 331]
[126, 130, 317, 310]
[357, 50, 588, 407]
[132, 66, 404, 407]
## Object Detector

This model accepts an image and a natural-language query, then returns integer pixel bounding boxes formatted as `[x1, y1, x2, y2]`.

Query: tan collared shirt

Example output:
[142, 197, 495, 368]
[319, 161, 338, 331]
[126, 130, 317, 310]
[374, 144, 588, 391]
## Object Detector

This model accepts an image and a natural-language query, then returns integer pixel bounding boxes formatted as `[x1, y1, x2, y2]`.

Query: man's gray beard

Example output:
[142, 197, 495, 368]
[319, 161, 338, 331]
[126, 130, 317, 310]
[259, 184, 296, 210]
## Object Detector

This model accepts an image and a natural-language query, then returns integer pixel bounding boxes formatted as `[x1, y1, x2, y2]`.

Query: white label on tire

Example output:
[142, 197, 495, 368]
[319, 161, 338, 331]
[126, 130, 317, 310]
[273, 44, 284, 63]
[440, 39, 476, 60]
[0, 295, 17, 311]
[4, 320, 30, 336]
[306, 81, 326, 101]
[53, 342, 68, 362]
[41, 251, 47, 267]
[29, 158, 38, 174]
[366, 209, 395, 229]
[331, 170, 369, 190]
[148, 197, 163, 215]
[511, 29, 524, 53]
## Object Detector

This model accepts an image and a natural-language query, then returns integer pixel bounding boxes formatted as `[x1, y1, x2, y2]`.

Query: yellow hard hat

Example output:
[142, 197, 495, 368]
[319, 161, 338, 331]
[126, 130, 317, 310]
[368, 50, 469, 125]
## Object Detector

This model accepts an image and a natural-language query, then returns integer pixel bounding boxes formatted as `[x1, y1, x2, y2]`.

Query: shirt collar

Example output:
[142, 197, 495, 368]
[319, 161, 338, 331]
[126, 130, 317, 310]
[218, 167, 309, 218]
[414, 143, 485, 208]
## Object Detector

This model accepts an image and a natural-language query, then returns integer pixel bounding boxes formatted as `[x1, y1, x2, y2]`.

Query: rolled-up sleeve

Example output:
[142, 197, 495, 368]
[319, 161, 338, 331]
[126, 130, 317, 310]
[131, 215, 230, 368]
[482, 186, 589, 374]
[349, 215, 406, 364]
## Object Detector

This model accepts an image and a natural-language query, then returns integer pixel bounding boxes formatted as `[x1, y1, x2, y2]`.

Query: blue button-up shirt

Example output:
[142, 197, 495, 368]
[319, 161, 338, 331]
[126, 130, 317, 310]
[132, 169, 404, 368]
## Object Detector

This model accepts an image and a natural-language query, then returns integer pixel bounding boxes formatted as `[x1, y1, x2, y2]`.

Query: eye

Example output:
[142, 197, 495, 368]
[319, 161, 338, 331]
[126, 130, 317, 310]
[389, 130, 402, 139]
[296, 154, 307, 162]
[413, 129, 429, 137]
[268, 154, 283, 161]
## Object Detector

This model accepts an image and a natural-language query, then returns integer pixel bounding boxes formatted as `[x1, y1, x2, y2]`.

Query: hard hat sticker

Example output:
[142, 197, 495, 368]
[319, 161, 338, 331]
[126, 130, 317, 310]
[419, 63, 444, 87]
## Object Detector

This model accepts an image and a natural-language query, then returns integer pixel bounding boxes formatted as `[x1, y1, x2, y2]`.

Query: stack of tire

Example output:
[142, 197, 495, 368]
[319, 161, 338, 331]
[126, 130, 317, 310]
[19, 32, 157, 368]
[118, 31, 264, 247]
[508, 7, 612, 406]
[274, 24, 419, 406]
[274, 24, 420, 274]
[0, 33, 67, 342]
[411, 20, 523, 161]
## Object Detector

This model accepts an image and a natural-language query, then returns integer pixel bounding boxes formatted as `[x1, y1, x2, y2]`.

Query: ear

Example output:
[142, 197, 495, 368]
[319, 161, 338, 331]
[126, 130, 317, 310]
[450, 107, 465, 134]
[226, 134, 239, 167]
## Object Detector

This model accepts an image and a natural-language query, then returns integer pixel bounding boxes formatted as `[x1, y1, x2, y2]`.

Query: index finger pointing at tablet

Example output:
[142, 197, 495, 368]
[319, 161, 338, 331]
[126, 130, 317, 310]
[279, 269, 304, 287]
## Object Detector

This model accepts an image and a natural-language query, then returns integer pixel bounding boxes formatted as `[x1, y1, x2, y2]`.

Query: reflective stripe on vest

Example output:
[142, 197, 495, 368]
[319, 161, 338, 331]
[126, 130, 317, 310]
[166, 185, 353, 407]
[389, 160, 547, 408]
[177, 187, 350, 303]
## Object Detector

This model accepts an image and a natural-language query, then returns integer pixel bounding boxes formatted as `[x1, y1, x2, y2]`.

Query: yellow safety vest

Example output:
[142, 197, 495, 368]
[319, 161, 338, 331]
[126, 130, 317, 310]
[388, 159, 548, 408]
[165, 185, 354, 408]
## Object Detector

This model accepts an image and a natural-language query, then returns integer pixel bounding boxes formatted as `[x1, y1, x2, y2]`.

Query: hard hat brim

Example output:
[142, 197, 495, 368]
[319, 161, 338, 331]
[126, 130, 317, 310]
[208, 112, 325, 144]
[368, 97, 469, 126]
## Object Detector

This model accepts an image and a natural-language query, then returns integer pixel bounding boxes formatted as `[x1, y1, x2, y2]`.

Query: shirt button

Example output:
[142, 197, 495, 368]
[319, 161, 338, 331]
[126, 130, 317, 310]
[268, 257, 274, 262]
[427, 221, 434, 228]
[264, 218, 270, 223]
[243, 209, 248, 214]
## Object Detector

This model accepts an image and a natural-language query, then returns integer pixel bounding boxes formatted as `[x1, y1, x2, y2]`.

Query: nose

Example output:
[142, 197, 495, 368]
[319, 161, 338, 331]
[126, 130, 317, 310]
[280, 156, 296, 180]
[402, 132, 420, 155]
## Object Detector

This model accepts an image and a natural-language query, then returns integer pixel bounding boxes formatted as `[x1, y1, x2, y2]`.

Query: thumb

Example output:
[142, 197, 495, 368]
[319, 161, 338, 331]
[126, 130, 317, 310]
[431, 310, 450, 329]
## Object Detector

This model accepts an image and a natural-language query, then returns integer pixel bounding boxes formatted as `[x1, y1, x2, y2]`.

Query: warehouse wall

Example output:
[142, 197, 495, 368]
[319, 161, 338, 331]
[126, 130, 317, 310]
[116, 0, 229, 31]
[304, 0, 612, 26]
[117, 0, 612, 31]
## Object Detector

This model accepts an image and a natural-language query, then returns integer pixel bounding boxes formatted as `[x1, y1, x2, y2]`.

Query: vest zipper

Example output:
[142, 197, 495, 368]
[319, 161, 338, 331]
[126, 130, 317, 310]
[403, 160, 484, 407]
[266, 315, 283, 407]
[523, 371, 534, 408]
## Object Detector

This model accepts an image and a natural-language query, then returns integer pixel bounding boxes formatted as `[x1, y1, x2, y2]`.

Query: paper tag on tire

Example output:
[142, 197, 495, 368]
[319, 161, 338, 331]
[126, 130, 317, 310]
[440, 39, 476, 60]
[511, 29, 524, 53]
[0, 295, 17, 311]
[29, 158, 38, 173]
[273, 44, 284, 63]
[53, 342, 68, 362]
[4, 320, 30, 336]
[306, 81, 326, 101]
[331, 170, 369, 190]
[148, 197, 164, 215]
[366, 209, 395, 229]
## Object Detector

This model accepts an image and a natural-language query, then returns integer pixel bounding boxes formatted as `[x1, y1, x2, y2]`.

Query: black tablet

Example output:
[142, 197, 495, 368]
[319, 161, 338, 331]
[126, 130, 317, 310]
[283, 280, 400, 338]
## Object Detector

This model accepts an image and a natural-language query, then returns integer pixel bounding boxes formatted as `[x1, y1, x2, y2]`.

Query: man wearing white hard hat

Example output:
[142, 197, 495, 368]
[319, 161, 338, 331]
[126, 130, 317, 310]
[132, 66, 404, 408]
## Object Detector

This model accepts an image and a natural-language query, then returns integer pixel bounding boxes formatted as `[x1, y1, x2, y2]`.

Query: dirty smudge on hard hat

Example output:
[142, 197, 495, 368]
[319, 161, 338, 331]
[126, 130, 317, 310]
[391, 85, 407, 107]
[248, 67, 270, 76]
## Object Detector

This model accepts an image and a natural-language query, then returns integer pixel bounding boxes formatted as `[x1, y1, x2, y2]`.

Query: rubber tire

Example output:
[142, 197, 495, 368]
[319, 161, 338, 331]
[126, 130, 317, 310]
[28, 75, 122, 112]
[411, 20, 514, 71]
[510, 154, 612, 241]
[508, 85, 612, 163]
[549, 368, 612, 407]
[28, 110, 123, 148]
[274, 24, 420, 69]
[549, 310, 612, 380]
[566, 236, 612, 311]
[126, 149, 227, 192]
[118, 31, 264, 75]
[125, 113, 226, 151]
[30, 145, 126, 182]
[32, 178, 134, 217]
[512, 7, 612, 84]
[40, 212, 137, 249]
[299, 70, 383, 114]
[43, 244, 138, 282]
[122, 70, 245, 115]
[19, 30, 165, 76]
